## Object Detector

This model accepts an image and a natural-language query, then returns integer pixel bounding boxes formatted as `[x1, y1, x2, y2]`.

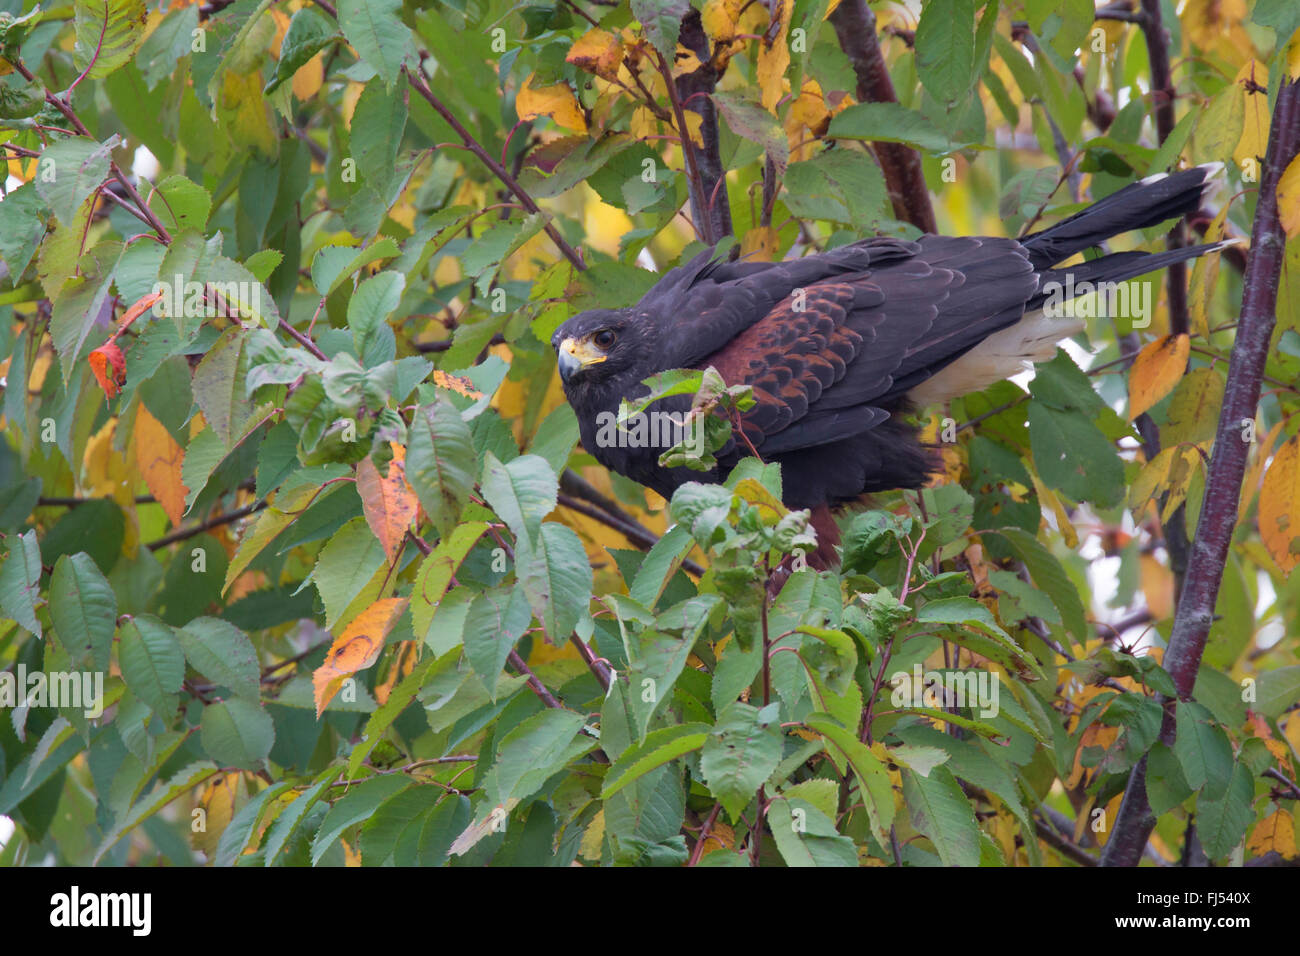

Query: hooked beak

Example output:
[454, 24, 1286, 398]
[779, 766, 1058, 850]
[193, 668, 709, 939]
[556, 336, 607, 383]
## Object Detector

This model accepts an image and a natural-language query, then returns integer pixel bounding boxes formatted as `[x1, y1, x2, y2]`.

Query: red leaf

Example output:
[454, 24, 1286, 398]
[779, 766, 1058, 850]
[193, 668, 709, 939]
[88, 341, 127, 399]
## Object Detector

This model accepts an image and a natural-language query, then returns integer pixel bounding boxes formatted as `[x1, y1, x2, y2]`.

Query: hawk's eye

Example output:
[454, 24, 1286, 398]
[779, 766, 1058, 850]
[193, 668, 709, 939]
[593, 329, 617, 350]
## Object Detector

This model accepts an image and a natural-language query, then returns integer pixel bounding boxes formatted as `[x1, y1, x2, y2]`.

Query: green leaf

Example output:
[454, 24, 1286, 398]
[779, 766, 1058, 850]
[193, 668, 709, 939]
[94, 761, 220, 864]
[312, 517, 387, 631]
[463, 585, 532, 698]
[630, 0, 687, 58]
[49, 552, 118, 671]
[137, 4, 199, 90]
[347, 270, 404, 364]
[337, 0, 413, 88]
[148, 175, 212, 234]
[712, 89, 789, 174]
[261, 767, 334, 864]
[902, 765, 981, 866]
[1255, 666, 1300, 720]
[481, 452, 558, 550]
[406, 399, 476, 538]
[0, 529, 43, 636]
[192, 328, 255, 449]
[214, 780, 295, 867]
[266, 6, 339, 94]
[767, 796, 859, 867]
[482, 708, 592, 809]
[50, 242, 119, 379]
[915, 0, 974, 105]
[602, 723, 712, 799]
[200, 698, 275, 770]
[1174, 701, 1234, 797]
[1196, 760, 1255, 859]
[73, 0, 148, 80]
[176, 617, 261, 701]
[410, 522, 489, 652]
[805, 714, 895, 845]
[1029, 404, 1124, 508]
[827, 102, 953, 152]
[362, 788, 469, 866]
[347, 655, 439, 779]
[516, 521, 592, 641]
[700, 701, 783, 822]
[311, 238, 401, 297]
[989, 526, 1088, 644]
[310, 774, 411, 864]
[118, 615, 185, 714]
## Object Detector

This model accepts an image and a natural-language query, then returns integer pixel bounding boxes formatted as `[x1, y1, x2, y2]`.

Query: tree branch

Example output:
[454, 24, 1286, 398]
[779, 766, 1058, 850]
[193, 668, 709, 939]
[675, 10, 733, 244]
[828, 0, 937, 233]
[1102, 75, 1300, 867]
[401, 65, 586, 272]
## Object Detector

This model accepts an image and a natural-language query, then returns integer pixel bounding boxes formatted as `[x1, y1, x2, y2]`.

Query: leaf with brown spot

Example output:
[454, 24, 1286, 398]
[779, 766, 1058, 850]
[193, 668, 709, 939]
[134, 403, 188, 528]
[357, 442, 419, 562]
[312, 597, 408, 716]
[566, 28, 623, 81]
[1128, 333, 1189, 420]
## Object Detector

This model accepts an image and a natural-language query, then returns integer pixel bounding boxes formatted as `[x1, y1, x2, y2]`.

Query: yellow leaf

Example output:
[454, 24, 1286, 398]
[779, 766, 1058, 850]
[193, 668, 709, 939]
[1247, 809, 1297, 860]
[740, 226, 779, 262]
[1188, 207, 1228, 338]
[1234, 60, 1270, 169]
[356, 443, 418, 563]
[1259, 433, 1300, 573]
[218, 69, 278, 158]
[567, 28, 623, 81]
[1128, 333, 1190, 420]
[1140, 553, 1175, 620]
[134, 403, 188, 528]
[702, 0, 745, 42]
[1288, 29, 1300, 81]
[516, 73, 587, 133]
[785, 78, 831, 162]
[1278, 153, 1300, 239]
[1028, 468, 1078, 548]
[756, 0, 792, 112]
[194, 772, 241, 858]
[312, 597, 408, 716]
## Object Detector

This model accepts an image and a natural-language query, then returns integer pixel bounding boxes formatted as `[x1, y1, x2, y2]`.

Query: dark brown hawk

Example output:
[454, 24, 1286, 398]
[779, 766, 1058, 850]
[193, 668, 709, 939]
[553, 165, 1231, 549]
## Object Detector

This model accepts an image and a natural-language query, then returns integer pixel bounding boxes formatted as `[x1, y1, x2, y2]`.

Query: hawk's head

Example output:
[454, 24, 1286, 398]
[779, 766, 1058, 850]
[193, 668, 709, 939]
[551, 309, 645, 387]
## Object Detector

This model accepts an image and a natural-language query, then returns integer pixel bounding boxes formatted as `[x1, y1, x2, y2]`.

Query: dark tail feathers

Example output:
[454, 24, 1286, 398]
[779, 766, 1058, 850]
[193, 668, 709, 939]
[1021, 164, 1220, 269]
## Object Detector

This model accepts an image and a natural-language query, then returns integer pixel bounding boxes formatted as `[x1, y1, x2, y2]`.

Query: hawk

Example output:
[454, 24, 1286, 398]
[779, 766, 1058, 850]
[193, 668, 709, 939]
[553, 165, 1233, 557]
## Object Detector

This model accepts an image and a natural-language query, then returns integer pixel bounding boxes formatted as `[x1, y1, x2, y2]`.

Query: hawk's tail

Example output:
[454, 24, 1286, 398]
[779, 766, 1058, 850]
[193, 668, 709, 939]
[1020, 163, 1221, 269]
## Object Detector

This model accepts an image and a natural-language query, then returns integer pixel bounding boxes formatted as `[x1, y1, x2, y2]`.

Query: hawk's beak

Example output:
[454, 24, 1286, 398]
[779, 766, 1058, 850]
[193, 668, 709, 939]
[557, 336, 607, 382]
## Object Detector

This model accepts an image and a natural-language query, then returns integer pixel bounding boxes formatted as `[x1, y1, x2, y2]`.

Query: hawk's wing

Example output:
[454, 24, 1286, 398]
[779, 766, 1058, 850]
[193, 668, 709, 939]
[692, 235, 1039, 456]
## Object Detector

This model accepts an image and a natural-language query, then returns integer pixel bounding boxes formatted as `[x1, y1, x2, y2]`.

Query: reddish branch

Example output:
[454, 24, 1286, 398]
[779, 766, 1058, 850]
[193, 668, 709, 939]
[827, 0, 937, 234]
[674, 10, 733, 244]
[1101, 76, 1300, 867]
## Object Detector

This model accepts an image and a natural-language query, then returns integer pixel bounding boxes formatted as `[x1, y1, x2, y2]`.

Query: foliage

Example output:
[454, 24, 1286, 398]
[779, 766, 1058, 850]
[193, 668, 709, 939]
[0, 0, 1298, 867]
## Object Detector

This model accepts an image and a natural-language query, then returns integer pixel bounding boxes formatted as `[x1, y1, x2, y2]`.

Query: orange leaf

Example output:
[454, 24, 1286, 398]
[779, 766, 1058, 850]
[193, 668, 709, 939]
[88, 341, 127, 399]
[430, 369, 482, 399]
[312, 597, 408, 717]
[1260, 433, 1300, 573]
[1128, 333, 1189, 420]
[134, 403, 188, 528]
[356, 443, 419, 562]
[119, 290, 163, 333]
